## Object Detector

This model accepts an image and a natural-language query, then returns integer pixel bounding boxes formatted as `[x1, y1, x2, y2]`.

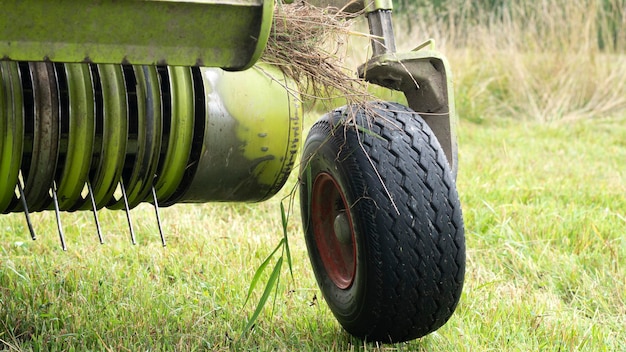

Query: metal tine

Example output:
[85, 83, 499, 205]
[151, 176, 166, 247]
[51, 181, 67, 251]
[120, 179, 136, 245]
[17, 177, 36, 241]
[86, 181, 104, 244]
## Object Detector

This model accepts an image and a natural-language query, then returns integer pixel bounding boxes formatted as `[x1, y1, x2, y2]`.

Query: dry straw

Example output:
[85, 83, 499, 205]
[262, 0, 375, 108]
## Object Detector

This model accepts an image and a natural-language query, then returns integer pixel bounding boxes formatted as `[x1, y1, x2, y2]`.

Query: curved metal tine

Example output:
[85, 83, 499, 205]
[51, 181, 67, 251]
[151, 176, 165, 247]
[87, 181, 104, 244]
[17, 175, 36, 241]
[120, 179, 136, 245]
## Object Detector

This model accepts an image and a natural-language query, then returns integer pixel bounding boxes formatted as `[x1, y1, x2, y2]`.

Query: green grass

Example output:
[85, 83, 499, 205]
[2, 0, 626, 349]
[455, 118, 626, 351]
[1, 115, 625, 351]
[394, 0, 626, 123]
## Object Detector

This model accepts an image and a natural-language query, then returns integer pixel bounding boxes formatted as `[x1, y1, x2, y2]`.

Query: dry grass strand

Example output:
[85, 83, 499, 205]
[262, 1, 375, 109]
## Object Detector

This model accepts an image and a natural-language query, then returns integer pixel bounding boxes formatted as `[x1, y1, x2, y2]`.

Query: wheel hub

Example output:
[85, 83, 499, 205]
[333, 211, 352, 245]
[311, 172, 356, 290]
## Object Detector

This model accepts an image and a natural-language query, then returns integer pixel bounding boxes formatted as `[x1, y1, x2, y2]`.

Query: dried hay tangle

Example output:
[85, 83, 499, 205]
[262, 0, 374, 107]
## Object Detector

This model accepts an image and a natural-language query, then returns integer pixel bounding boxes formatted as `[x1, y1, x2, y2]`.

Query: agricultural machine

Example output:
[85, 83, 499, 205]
[0, 0, 465, 343]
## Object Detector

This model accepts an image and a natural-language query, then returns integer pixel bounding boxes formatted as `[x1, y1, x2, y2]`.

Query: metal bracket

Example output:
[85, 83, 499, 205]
[358, 47, 458, 176]
[359, 4, 458, 175]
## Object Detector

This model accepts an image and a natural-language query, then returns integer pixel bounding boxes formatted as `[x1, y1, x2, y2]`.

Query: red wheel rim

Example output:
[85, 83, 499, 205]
[311, 172, 356, 289]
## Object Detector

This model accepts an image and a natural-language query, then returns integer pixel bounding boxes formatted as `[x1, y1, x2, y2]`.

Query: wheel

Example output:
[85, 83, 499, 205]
[299, 102, 465, 342]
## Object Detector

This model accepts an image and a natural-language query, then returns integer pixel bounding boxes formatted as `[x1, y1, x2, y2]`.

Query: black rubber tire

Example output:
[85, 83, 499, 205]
[299, 102, 465, 343]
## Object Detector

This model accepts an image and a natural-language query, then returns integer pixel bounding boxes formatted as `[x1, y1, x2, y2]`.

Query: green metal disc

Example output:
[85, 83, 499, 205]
[22, 62, 60, 211]
[154, 66, 194, 202]
[56, 63, 95, 210]
[108, 65, 162, 209]
[76, 64, 128, 210]
[126, 65, 162, 208]
[0, 62, 24, 213]
[0, 62, 9, 210]
[93, 64, 129, 208]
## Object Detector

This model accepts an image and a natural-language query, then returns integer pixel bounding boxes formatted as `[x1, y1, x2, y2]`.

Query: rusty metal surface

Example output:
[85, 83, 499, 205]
[22, 61, 60, 211]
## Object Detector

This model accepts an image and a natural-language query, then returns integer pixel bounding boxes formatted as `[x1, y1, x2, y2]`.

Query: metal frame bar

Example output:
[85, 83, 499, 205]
[0, 0, 273, 69]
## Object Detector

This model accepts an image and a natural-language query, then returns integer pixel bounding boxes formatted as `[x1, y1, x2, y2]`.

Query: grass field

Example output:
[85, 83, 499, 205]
[1, 115, 625, 351]
[2, 0, 626, 350]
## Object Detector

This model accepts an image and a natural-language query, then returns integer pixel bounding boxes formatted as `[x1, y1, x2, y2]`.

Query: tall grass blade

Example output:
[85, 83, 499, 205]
[280, 201, 294, 281]
[356, 125, 385, 141]
[242, 238, 284, 308]
[242, 256, 283, 335]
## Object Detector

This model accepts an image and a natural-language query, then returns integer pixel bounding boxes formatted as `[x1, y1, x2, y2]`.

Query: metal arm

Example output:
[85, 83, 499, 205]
[358, 1, 459, 176]
[367, 9, 397, 57]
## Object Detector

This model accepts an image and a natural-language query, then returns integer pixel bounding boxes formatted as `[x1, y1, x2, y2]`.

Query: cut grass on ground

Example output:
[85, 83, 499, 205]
[1, 116, 625, 351]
